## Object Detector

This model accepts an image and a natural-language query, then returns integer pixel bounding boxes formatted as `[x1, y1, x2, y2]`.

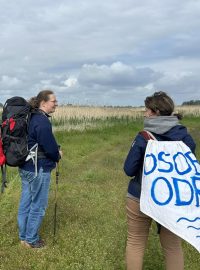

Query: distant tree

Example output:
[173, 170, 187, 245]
[0, 102, 3, 108]
[182, 100, 200, 105]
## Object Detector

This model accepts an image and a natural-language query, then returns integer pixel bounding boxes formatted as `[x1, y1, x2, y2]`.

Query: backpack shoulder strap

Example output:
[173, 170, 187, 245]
[140, 130, 161, 233]
[139, 130, 157, 141]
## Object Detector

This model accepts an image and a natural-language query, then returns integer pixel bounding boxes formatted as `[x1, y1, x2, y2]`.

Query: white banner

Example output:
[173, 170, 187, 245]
[140, 140, 200, 252]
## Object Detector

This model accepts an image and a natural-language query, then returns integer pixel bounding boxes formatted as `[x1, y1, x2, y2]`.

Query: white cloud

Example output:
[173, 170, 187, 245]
[0, 0, 200, 105]
[63, 77, 78, 88]
[77, 62, 162, 91]
[0, 75, 21, 87]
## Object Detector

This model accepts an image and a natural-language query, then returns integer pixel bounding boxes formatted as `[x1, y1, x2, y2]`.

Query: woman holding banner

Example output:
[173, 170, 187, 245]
[124, 91, 196, 270]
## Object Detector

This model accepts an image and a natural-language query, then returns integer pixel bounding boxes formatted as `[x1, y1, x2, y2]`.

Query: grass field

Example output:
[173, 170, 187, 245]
[0, 116, 200, 269]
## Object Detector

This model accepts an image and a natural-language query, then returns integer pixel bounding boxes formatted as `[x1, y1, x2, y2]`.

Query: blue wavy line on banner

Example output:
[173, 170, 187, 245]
[187, 226, 200, 230]
[177, 217, 200, 223]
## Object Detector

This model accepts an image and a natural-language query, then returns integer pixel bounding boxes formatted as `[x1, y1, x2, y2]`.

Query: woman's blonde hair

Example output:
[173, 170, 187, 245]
[29, 90, 54, 109]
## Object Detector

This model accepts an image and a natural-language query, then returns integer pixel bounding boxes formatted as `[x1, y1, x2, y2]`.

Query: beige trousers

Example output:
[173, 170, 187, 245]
[126, 198, 184, 270]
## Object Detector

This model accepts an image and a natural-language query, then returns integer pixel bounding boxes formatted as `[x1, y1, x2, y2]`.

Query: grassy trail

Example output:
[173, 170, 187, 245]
[0, 118, 199, 269]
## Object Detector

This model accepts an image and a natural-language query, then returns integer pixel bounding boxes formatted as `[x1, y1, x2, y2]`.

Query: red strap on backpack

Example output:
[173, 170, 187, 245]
[9, 118, 16, 131]
[1, 118, 16, 131]
[0, 139, 6, 166]
[0, 138, 7, 193]
[139, 130, 156, 141]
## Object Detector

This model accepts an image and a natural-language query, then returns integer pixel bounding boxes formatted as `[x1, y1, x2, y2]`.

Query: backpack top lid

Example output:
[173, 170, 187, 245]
[2, 96, 31, 121]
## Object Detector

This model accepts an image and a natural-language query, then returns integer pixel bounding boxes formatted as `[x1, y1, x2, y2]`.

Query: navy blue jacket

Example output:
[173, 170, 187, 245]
[20, 110, 60, 172]
[124, 125, 196, 199]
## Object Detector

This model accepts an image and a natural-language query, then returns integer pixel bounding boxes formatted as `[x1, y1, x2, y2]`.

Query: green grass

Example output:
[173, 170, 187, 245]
[0, 117, 199, 270]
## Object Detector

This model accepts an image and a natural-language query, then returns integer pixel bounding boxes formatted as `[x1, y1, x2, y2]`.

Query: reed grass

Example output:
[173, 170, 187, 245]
[1, 104, 200, 131]
[51, 105, 200, 131]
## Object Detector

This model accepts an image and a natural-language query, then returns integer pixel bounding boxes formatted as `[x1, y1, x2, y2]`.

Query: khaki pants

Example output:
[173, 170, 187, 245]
[126, 198, 184, 270]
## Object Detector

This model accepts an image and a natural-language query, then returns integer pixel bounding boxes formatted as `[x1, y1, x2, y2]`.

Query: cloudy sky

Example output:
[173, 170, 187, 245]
[1, 0, 200, 106]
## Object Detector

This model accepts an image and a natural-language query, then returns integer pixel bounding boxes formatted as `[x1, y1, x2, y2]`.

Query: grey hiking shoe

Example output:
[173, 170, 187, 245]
[21, 239, 45, 248]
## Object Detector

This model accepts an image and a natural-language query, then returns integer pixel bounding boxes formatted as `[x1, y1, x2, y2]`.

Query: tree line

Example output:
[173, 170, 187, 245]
[182, 100, 200, 106]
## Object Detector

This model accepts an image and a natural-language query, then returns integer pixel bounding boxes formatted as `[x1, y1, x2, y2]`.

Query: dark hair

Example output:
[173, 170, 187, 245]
[29, 90, 54, 109]
[145, 91, 175, 116]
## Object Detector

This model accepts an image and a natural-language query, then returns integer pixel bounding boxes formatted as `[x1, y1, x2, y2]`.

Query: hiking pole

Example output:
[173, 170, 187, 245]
[1, 165, 7, 193]
[53, 162, 59, 244]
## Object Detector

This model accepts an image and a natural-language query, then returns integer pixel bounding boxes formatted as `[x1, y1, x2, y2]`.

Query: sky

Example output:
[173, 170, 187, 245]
[0, 0, 200, 106]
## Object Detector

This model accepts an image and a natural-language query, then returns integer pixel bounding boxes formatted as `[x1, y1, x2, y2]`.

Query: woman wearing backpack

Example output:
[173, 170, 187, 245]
[18, 90, 62, 248]
[124, 91, 196, 270]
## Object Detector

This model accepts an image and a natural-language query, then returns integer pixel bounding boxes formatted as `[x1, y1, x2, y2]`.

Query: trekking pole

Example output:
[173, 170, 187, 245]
[1, 165, 7, 193]
[53, 162, 59, 243]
